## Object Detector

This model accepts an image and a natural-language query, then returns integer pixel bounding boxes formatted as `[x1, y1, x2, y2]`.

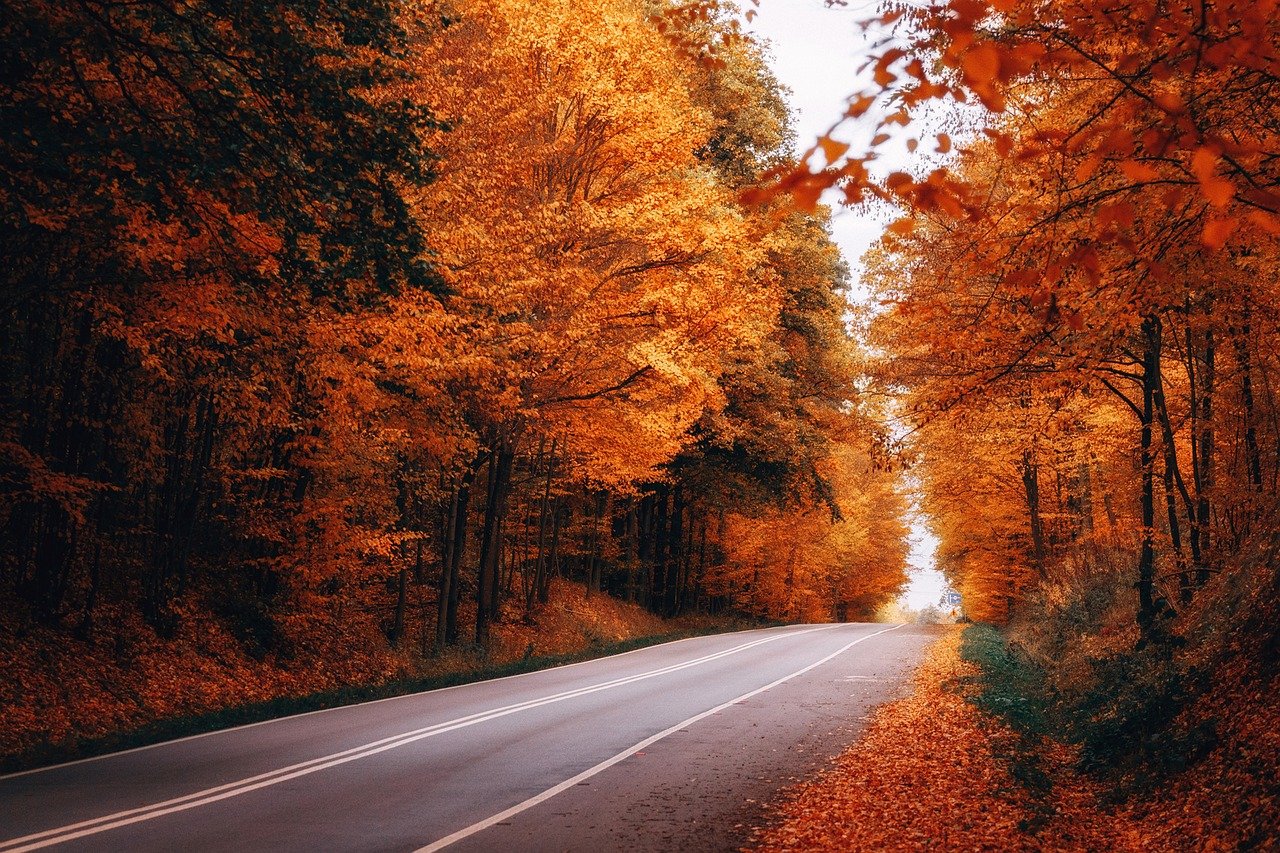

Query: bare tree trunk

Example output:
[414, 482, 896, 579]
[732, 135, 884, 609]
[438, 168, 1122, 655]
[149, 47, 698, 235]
[1153, 361, 1202, 576]
[1235, 306, 1262, 497]
[391, 567, 408, 646]
[441, 461, 477, 648]
[623, 503, 638, 603]
[1021, 450, 1047, 576]
[1138, 316, 1160, 631]
[542, 499, 564, 604]
[665, 484, 683, 616]
[476, 440, 515, 647]
[529, 438, 556, 612]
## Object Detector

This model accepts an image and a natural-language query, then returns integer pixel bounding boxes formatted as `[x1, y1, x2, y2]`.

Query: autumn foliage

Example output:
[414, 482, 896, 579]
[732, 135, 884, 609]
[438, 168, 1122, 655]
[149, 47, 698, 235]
[759, 0, 1280, 636]
[752, 628, 1279, 851]
[0, 0, 910, 753]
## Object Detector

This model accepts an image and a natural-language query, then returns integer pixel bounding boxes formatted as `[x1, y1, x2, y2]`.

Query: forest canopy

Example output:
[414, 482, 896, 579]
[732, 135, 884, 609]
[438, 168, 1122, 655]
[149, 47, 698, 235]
[0, 0, 910, 685]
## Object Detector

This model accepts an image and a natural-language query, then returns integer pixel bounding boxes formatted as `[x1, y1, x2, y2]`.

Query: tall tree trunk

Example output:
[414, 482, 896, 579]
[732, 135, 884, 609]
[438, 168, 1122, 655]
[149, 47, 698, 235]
[391, 567, 408, 646]
[1138, 316, 1160, 630]
[1162, 447, 1189, 605]
[529, 438, 556, 611]
[476, 439, 515, 647]
[637, 494, 653, 609]
[665, 484, 683, 616]
[1186, 320, 1215, 590]
[441, 462, 476, 648]
[1021, 450, 1047, 576]
[1153, 362, 1202, 575]
[623, 503, 638, 603]
[652, 487, 669, 613]
[542, 499, 564, 604]
[1235, 305, 1262, 496]
[1077, 460, 1095, 536]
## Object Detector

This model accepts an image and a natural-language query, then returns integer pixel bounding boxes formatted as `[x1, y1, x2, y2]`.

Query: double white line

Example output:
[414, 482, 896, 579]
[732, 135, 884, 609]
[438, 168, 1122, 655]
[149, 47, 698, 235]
[0, 626, 835, 852]
[418, 623, 902, 852]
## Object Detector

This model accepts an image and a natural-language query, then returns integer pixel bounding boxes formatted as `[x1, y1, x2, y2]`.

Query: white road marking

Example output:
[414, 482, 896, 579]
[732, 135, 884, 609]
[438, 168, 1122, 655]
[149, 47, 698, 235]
[0, 625, 835, 852]
[0, 625, 754, 783]
[416, 623, 905, 852]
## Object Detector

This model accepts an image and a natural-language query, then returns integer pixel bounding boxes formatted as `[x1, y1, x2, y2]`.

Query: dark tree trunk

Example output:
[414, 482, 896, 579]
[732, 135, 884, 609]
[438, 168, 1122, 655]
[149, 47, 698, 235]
[1235, 309, 1262, 495]
[1138, 317, 1160, 631]
[476, 440, 515, 647]
[441, 462, 476, 647]
[543, 500, 564, 604]
[1021, 450, 1047, 576]
[390, 567, 408, 646]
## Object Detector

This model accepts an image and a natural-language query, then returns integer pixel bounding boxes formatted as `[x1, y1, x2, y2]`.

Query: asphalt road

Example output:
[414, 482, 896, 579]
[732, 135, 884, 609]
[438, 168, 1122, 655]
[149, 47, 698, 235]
[0, 622, 937, 852]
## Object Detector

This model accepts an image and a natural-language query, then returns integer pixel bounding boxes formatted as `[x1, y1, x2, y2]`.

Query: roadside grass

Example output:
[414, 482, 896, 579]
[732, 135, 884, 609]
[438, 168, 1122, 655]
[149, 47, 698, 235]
[958, 623, 1056, 830]
[1, 620, 768, 775]
[958, 618, 1216, 809]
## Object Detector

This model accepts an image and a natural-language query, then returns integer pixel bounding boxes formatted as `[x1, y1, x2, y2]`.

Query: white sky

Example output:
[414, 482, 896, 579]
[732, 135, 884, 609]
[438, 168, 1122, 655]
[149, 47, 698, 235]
[744, 0, 950, 611]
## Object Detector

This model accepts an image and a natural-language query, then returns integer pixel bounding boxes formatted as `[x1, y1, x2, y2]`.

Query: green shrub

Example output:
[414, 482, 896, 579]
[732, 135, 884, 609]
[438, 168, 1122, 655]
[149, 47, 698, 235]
[1070, 645, 1215, 788]
[960, 623, 1050, 738]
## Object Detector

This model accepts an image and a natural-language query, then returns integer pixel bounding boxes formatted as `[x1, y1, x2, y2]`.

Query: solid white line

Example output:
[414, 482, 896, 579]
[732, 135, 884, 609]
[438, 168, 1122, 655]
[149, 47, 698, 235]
[0, 625, 799, 783]
[0, 625, 834, 852]
[415, 623, 905, 852]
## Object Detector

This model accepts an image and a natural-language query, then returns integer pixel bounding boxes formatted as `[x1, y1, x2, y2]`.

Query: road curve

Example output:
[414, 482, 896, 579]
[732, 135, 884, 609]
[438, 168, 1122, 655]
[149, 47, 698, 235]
[0, 622, 938, 852]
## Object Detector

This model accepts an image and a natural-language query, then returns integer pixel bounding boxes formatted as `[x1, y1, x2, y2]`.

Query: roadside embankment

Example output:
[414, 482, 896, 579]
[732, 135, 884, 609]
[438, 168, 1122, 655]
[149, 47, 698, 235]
[0, 578, 750, 772]
[751, 623, 1279, 851]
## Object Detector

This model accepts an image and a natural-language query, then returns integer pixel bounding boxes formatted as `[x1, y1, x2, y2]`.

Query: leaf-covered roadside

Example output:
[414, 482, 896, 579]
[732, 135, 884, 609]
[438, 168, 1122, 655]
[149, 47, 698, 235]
[749, 628, 1278, 852]
[0, 578, 740, 771]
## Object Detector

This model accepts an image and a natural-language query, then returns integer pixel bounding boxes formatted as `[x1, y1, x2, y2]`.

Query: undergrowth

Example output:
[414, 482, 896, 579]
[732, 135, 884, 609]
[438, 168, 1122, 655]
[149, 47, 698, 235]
[959, 620, 1217, 805]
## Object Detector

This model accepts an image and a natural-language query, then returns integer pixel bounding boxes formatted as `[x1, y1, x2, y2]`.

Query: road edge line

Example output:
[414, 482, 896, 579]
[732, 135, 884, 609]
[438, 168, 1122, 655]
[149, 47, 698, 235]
[0, 627, 833, 852]
[415, 623, 906, 852]
[0, 624, 801, 783]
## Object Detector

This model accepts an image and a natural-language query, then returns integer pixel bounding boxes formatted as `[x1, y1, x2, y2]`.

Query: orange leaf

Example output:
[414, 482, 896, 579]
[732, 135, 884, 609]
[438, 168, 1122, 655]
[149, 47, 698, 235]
[1074, 154, 1103, 183]
[1119, 160, 1159, 182]
[1190, 147, 1220, 184]
[818, 136, 851, 164]
[1202, 178, 1234, 207]
[1096, 201, 1136, 230]
[1154, 91, 1186, 113]
[846, 95, 876, 118]
[886, 217, 917, 236]
[1247, 209, 1280, 235]
[962, 43, 1000, 85]
[790, 179, 825, 213]
[1201, 216, 1235, 250]
[937, 133, 952, 154]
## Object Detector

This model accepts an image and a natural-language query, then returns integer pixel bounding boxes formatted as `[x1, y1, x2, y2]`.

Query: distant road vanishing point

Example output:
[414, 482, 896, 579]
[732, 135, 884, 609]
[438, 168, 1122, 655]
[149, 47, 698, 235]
[0, 623, 937, 853]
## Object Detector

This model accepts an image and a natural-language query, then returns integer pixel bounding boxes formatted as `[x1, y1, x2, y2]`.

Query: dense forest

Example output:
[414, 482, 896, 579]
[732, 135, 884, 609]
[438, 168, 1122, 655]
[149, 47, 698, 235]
[3, 0, 1278, 830]
[820, 0, 1280, 632]
[747, 0, 1280, 843]
[0, 0, 911, 755]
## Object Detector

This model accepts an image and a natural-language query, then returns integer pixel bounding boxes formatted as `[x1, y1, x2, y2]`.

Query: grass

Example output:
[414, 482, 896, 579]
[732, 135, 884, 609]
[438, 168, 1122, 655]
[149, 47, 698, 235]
[1, 620, 768, 775]
[959, 622, 1051, 738]
[958, 619, 1216, 806]
[958, 623, 1056, 830]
